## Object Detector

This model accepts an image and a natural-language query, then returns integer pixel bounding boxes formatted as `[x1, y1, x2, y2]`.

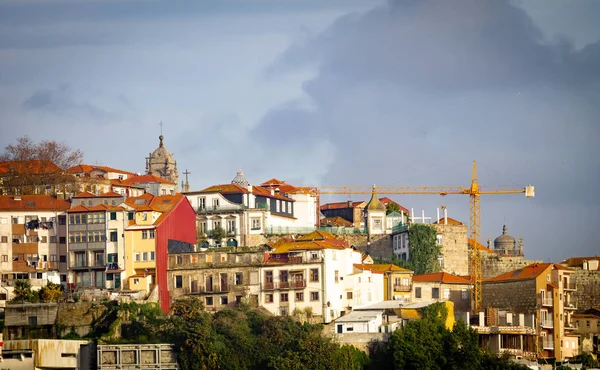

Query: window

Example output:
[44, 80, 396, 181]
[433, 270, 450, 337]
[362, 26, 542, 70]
[135, 253, 140, 262]
[373, 219, 382, 230]
[221, 296, 228, 305]
[0, 217, 6, 224]
[443, 288, 450, 300]
[142, 252, 148, 261]
[265, 294, 274, 303]
[175, 275, 183, 288]
[461, 289, 469, 300]
[176, 255, 183, 265]
[296, 292, 304, 301]
[310, 291, 320, 301]
[213, 221, 221, 230]
[142, 230, 148, 239]
[311, 252, 318, 260]
[212, 198, 219, 208]
[28, 316, 37, 325]
[141, 213, 148, 221]
[106, 273, 114, 281]
[128, 212, 134, 220]
[150, 252, 155, 261]
[1, 255, 7, 262]
[276, 200, 280, 212]
[198, 197, 206, 209]
[235, 273, 243, 285]
[416, 287, 422, 298]
[587, 321, 591, 327]
[281, 293, 288, 302]
[60, 255, 67, 263]
[1, 236, 7, 243]
[310, 268, 319, 282]
[251, 218, 261, 230]
[59, 216, 66, 225]
[149, 230, 155, 239]
[60, 237, 66, 244]
[110, 231, 118, 242]
[335, 270, 339, 283]
[347, 292, 353, 299]
[436, 234, 443, 245]
[227, 220, 235, 233]
[50, 236, 56, 243]
[40, 236, 47, 243]
[110, 212, 117, 220]
[432, 288, 440, 299]
[206, 297, 213, 306]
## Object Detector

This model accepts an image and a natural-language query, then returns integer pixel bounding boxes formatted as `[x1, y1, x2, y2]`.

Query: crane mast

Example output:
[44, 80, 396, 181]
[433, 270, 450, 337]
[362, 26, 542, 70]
[316, 161, 534, 313]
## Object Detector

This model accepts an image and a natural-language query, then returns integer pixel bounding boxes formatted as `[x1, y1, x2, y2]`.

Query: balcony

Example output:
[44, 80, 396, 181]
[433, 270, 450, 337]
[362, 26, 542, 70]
[564, 282, 576, 291]
[394, 284, 412, 292]
[263, 282, 275, 290]
[290, 280, 306, 289]
[541, 339, 554, 350]
[541, 298, 553, 307]
[288, 256, 303, 264]
[564, 303, 577, 310]
[279, 281, 290, 289]
[540, 319, 554, 328]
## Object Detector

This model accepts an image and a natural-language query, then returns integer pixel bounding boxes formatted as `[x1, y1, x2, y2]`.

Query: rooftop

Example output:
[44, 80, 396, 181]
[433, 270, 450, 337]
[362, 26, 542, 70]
[412, 272, 471, 284]
[0, 195, 70, 211]
[484, 263, 572, 283]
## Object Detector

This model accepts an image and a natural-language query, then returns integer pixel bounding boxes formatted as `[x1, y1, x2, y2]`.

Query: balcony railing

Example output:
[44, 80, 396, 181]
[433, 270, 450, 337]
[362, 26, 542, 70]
[290, 280, 306, 289]
[263, 282, 275, 290]
[540, 319, 554, 328]
[288, 257, 303, 264]
[542, 339, 554, 350]
[541, 298, 553, 307]
[394, 284, 412, 292]
[197, 203, 269, 214]
[564, 282, 576, 290]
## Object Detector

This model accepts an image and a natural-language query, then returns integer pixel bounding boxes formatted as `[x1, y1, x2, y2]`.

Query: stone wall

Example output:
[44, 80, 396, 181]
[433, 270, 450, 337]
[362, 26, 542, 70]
[481, 280, 538, 314]
[481, 254, 543, 279]
[5, 303, 58, 326]
[433, 224, 469, 276]
[570, 268, 600, 311]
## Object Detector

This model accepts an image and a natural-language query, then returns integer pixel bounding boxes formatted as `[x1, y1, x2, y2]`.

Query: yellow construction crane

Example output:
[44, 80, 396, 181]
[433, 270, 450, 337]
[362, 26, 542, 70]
[316, 161, 535, 313]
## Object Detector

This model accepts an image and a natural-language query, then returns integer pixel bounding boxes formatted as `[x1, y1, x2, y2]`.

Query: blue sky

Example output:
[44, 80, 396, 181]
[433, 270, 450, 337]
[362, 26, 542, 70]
[1, 0, 599, 261]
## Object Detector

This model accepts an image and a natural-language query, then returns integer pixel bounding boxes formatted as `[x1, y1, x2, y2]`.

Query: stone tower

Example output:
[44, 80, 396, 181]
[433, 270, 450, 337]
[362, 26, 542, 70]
[365, 185, 387, 237]
[146, 135, 179, 189]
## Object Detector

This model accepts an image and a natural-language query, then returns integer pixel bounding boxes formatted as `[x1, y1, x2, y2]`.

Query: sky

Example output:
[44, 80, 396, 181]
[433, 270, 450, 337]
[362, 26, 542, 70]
[1, 0, 599, 262]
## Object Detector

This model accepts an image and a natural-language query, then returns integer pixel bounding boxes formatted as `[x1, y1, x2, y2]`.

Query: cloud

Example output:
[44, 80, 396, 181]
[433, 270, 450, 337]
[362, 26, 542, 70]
[250, 0, 600, 259]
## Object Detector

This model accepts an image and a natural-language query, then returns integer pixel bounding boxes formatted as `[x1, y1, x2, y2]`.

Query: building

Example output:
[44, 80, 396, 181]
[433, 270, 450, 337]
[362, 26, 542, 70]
[97, 344, 178, 370]
[399, 301, 455, 330]
[260, 231, 384, 323]
[67, 164, 139, 196]
[470, 308, 538, 359]
[492, 225, 524, 257]
[259, 178, 318, 229]
[123, 193, 196, 313]
[412, 272, 472, 313]
[66, 192, 127, 289]
[364, 187, 387, 237]
[184, 170, 303, 247]
[3, 303, 58, 340]
[334, 310, 385, 334]
[0, 160, 64, 196]
[1, 339, 94, 370]
[482, 263, 579, 361]
[145, 135, 178, 188]
[0, 195, 69, 301]
[572, 307, 600, 355]
[319, 200, 366, 229]
[351, 263, 413, 302]
[168, 248, 265, 312]
[122, 174, 177, 196]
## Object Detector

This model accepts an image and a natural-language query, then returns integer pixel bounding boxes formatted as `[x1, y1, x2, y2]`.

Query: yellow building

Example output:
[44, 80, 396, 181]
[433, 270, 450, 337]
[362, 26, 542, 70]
[353, 263, 413, 302]
[399, 301, 455, 330]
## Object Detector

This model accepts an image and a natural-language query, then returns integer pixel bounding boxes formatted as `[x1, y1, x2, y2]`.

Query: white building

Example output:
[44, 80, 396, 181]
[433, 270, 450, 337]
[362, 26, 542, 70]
[334, 310, 384, 333]
[259, 231, 384, 323]
[0, 195, 70, 304]
[184, 170, 318, 247]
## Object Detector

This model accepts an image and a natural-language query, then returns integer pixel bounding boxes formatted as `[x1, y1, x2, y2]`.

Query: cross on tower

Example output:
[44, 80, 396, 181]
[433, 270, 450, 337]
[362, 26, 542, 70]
[183, 169, 191, 183]
[159, 121, 164, 135]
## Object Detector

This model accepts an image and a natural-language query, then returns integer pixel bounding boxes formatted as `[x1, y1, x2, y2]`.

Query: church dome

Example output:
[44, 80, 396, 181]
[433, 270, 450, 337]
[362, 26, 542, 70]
[231, 169, 249, 186]
[146, 134, 178, 187]
[151, 135, 175, 163]
[494, 225, 516, 251]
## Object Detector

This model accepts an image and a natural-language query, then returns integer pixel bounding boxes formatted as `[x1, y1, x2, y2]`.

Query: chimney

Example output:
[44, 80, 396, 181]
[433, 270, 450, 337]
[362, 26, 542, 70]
[57, 192, 65, 200]
[247, 185, 252, 193]
[14, 195, 22, 201]
[347, 200, 352, 207]
[270, 189, 274, 196]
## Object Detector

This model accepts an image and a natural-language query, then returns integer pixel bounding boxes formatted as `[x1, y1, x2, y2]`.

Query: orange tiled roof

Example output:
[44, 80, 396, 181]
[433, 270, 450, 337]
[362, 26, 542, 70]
[0, 160, 63, 175]
[296, 230, 337, 241]
[320, 201, 366, 210]
[354, 263, 413, 274]
[433, 217, 464, 225]
[68, 204, 125, 213]
[560, 256, 600, 268]
[260, 178, 317, 195]
[320, 216, 353, 227]
[109, 179, 145, 189]
[73, 191, 97, 198]
[484, 263, 572, 283]
[67, 164, 136, 176]
[272, 240, 347, 254]
[468, 239, 496, 255]
[199, 183, 294, 201]
[379, 197, 410, 214]
[126, 174, 175, 185]
[0, 195, 70, 211]
[413, 272, 471, 284]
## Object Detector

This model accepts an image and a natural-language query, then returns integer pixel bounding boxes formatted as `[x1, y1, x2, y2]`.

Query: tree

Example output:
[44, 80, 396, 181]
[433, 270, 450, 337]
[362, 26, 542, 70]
[0, 135, 83, 194]
[39, 282, 64, 302]
[386, 202, 401, 215]
[405, 223, 441, 274]
[11, 280, 40, 303]
[209, 226, 226, 247]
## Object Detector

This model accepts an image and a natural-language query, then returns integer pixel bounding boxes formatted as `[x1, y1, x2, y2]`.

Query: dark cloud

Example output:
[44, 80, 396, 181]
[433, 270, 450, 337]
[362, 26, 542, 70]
[251, 0, 600, 260]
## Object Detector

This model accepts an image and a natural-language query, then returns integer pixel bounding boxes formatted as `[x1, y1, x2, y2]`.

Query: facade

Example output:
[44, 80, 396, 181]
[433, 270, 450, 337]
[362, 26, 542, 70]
[123, 193, 196, 313]
[124, 174, 177, 196]
[67, 192, 127, 289]
[0, 160, 63, 196]
[0, 195, 69, 302]
[145, 135, 178, 188]
[482, 263, 579, 361]
[260, 231, 384, 323]
[334, 310, 384, 334]
[1, 339, 93, 370]
[184, 170, 301, 247]
[412, 272, 472, 313]
[67, 164, 139, 196]
[320, 201, 366, 229]
[352, 263, 413, 302]
[572, 307, 600, 355]
[167, 249, 265, 311]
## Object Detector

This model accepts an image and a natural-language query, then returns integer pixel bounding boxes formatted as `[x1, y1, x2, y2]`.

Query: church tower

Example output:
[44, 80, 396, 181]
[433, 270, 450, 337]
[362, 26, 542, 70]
[146, 135, 179, 190]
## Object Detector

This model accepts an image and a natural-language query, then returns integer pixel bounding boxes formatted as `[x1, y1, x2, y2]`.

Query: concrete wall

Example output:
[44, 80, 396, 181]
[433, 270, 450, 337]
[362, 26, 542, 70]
[3, 339, 92, 369]
[4, 303, 58, 327]
[481, 280, 538, 314]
